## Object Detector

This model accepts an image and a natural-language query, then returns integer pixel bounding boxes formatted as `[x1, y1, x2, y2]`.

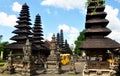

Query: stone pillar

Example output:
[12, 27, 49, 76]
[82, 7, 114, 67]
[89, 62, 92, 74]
[22, 39, 35, 76]
[56, 51, 62, 73]
[7, 51, 15, 74]
[68, 55, 76, 74]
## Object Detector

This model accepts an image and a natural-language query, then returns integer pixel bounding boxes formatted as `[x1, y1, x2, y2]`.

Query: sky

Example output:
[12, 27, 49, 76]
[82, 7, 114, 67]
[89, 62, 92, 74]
[0, 0, 120, 46]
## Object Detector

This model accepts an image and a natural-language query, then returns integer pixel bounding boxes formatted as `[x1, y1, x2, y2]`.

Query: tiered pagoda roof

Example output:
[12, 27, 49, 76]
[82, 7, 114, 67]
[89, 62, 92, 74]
[79, 0, 120, 50]
[11, 3, 32, 43]
[32, 14, 50, 55]
[5, 3, 50, 57]
[59, 30, 64, 49]
[56, 33, 60, 47]
[32, 14, 44, 44]
[56, 30, 65, 53]
[6, 3, 32, 50]
[56, 30, 72, 54]
[64, 40, 72, 54]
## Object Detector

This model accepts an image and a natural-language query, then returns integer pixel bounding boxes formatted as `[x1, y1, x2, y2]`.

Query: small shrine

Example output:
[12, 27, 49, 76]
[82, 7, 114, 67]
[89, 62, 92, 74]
[45, 34, 62, 74]
[5, 3, 50, 75]
[6, 3, 50, 57]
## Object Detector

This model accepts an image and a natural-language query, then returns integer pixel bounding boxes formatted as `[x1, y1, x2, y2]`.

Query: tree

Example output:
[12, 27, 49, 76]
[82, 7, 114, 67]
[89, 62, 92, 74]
[74, 30, 85, 56]
[0, 41, 9, 59]
[0, 35, 3, 42]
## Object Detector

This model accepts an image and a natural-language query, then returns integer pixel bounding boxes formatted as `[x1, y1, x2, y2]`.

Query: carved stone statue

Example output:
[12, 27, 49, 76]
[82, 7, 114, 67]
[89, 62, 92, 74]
[22, 39, 35, 76]
[23, 39, 31, 62]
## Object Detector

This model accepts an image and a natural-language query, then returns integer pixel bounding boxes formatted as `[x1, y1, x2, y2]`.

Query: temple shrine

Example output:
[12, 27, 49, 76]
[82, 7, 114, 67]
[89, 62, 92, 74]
[79, 0, 120, 76]
[6, 3, 50, 58]
[5, 3, 72, 75]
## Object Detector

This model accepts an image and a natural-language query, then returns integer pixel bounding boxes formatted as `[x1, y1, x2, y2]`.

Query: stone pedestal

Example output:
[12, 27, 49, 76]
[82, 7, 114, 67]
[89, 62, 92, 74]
[68, 55, 76, 74]
[45, 52, 62, 74]
[22, 62, 35, 76]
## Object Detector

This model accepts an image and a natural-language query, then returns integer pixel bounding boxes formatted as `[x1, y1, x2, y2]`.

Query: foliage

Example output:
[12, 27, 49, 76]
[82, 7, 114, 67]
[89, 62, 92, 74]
[0, 35, 3, 42]
[0, 42, 9, 59]
[0, 61, 7, 68]
[0, 42, 8, 51]
[86, 0, 105, 7]
[86, 0, 105, 15]
[74, 30, 85, 56]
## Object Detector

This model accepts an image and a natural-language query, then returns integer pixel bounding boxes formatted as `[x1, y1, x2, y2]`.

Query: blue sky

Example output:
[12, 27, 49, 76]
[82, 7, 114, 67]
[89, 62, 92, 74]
[0, 0, 120, 46]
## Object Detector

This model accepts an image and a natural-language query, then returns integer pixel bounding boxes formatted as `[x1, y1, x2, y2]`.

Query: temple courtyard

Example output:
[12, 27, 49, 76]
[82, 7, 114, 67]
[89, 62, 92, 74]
[1, 0, 120, 76]
[0, 61, 85, 76]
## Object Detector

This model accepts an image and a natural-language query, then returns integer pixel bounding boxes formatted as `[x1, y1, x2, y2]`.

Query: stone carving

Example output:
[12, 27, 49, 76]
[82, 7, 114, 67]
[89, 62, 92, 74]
[22, 39, 35, 76]
[7, 51, 15, 74]
[23, 39, 31, 62]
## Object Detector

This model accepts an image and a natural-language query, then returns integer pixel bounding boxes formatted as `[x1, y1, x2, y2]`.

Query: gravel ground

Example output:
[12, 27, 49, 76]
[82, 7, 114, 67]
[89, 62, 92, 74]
[0, 62, 86, 76]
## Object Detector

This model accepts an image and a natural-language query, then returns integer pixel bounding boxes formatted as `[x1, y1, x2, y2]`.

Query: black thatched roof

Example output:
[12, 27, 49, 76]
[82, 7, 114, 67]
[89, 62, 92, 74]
[5, 43, 24, 50]
[79, 0, 120, 52]
[10, 3, 32, 44]
[32, 43, 50, 51]
[85, 28, 111, 34]
[79, 37, 120, 50]
[5, 4, 50, 57]
[5, 42, 50, 51]
[32, 14, 44, 44]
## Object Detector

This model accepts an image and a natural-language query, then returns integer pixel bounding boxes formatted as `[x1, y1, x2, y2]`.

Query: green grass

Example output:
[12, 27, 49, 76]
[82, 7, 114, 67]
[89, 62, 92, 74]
[0, 61, 7, 68]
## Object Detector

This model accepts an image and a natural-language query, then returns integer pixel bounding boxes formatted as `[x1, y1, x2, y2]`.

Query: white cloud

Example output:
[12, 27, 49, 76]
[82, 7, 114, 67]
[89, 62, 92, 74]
[105, 5, 120, 42]
[44, 33, 53, 41]
[108, 31, 120, 42]
[41, 0, 87, 11]
[58, 24, 79, 45]
[68, 27, 79, 45]
[105, 5, 120, 30]
[0, 12, 17, 27]
[12, 2, 22, 12]
[58, 24, 70, 32]
[115, 0, 120, 3]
